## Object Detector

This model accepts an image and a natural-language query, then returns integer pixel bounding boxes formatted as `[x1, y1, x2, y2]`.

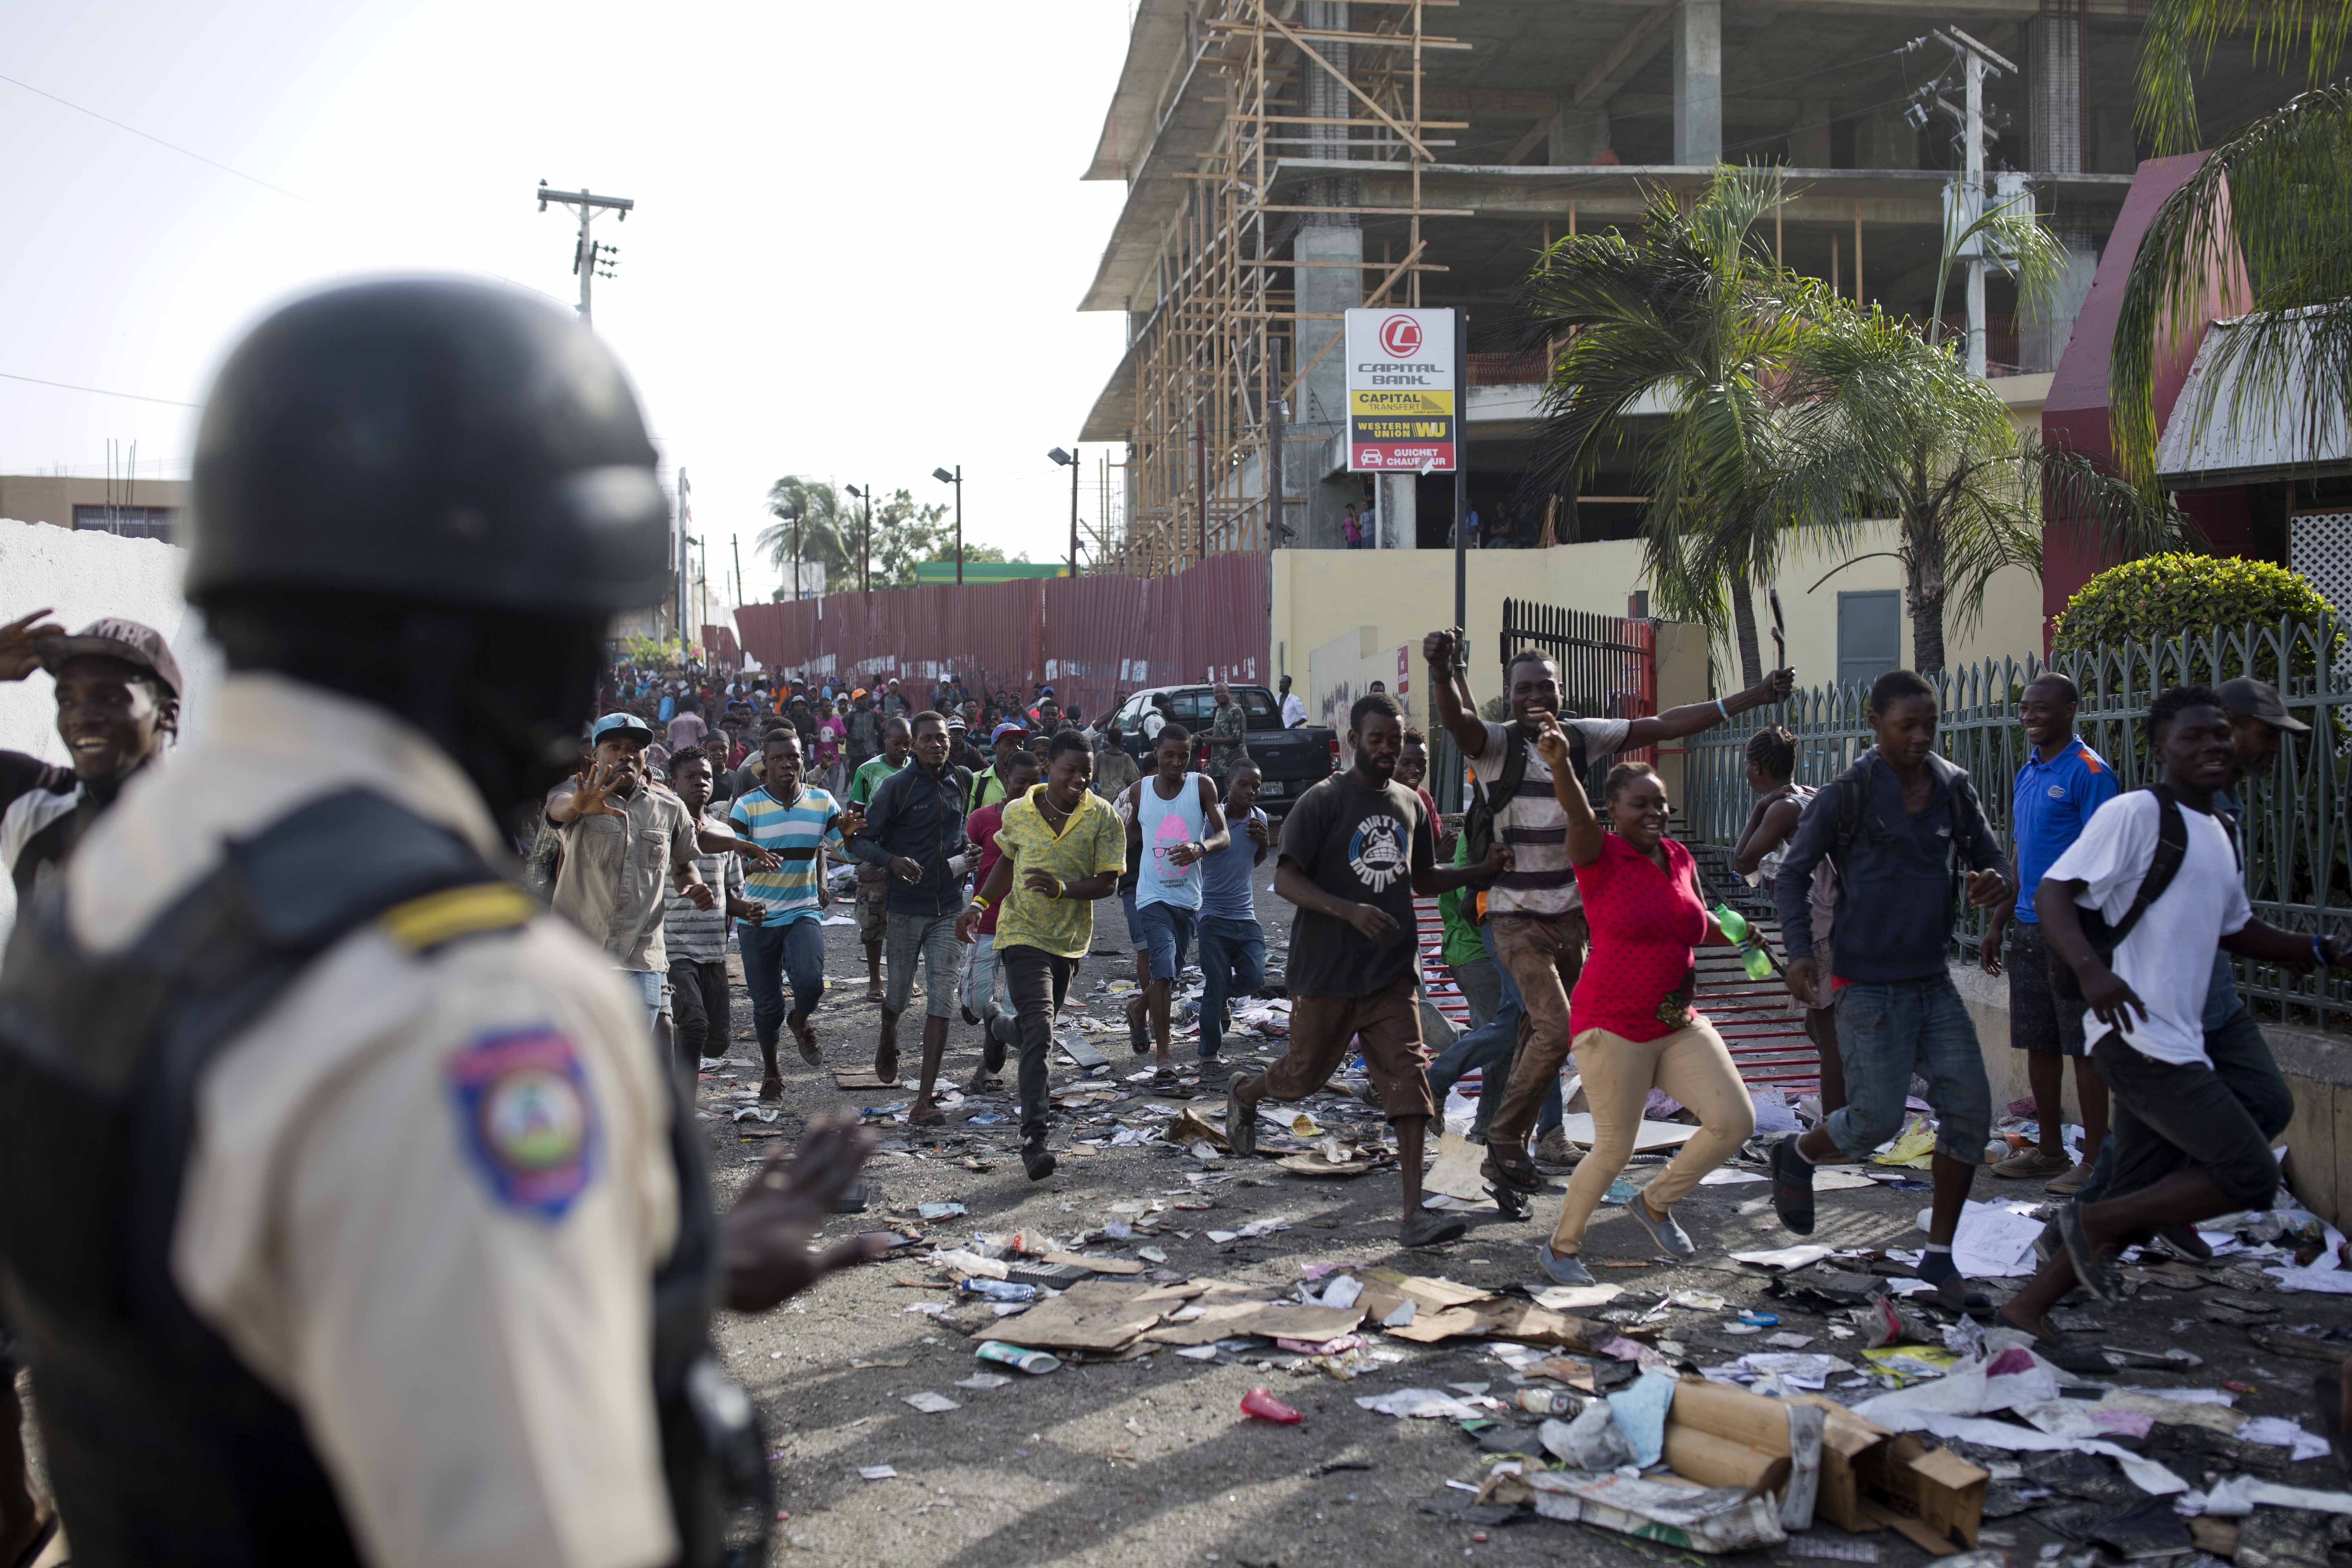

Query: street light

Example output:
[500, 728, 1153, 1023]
[844, 483, 873, 593]
[1048, 447, 1080, 579]
[931, 466, 962, 585]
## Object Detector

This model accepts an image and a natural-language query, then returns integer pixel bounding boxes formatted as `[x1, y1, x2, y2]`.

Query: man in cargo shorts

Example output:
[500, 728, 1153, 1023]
[1225, 693, 1505, 1247]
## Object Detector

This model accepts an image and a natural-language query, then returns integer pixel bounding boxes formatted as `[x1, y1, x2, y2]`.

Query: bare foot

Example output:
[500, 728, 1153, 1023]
[909, 1098, 946, 1127]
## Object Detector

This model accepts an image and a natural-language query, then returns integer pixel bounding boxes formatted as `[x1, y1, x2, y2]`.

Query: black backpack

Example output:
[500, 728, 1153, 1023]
[1824, 750, 1992, 906]
[1461, 723, 1588, 913]
[2046, 783, 2232, 1002]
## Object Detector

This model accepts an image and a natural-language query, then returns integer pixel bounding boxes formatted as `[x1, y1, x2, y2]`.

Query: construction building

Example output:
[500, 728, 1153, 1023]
[1076, 0, 2303, 575]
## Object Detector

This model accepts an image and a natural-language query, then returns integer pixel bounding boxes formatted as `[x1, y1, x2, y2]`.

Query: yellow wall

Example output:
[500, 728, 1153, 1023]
[1271, 520, 2045, 708]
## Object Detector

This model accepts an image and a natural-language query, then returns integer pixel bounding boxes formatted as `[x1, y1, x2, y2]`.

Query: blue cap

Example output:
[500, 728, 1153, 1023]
[591, 711, 655, 744]
[991, 720, 1031, 743]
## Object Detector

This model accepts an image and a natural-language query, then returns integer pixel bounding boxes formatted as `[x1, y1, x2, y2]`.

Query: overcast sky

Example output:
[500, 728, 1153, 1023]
[0, 0, 1132, 603]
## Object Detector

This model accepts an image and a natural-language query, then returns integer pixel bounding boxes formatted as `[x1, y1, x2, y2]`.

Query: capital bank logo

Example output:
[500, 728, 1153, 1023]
[1378, 314, 1422, 358]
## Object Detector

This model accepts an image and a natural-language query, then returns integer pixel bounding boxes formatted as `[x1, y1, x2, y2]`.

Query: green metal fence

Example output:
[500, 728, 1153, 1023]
[1680, 617, 2352, 1029]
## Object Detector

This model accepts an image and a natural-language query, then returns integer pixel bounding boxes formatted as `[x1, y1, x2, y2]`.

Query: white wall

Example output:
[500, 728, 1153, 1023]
[0, 518, 224, 934]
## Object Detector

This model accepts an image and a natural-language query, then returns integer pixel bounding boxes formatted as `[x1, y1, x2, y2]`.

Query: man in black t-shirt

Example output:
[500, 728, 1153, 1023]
[1226, 692, 1505, 1247]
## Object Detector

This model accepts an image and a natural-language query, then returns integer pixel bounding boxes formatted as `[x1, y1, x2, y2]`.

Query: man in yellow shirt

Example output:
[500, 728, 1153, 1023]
[956, 731, 1126, 1180]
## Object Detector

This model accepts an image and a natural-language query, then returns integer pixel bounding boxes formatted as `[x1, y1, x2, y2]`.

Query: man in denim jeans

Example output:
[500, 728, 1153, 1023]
[1195, 761, 1270, 1082]
[1770, 670, 2012, 1312]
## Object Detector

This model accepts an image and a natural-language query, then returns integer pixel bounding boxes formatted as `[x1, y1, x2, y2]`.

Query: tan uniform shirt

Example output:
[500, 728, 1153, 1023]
[546, 774, 699, 972]
[65, 674, 681, 1568]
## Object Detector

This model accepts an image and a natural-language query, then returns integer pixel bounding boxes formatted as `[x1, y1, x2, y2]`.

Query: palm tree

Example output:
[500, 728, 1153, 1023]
[1519, 167, 1820, 686]
[1525, 167, 2187, 679]
[757, 477, 855, 596]
[2112, 0, 2350, 482]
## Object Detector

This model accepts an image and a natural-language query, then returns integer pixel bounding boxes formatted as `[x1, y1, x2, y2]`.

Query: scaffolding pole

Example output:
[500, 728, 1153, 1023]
[1109, 0, 1451, 576]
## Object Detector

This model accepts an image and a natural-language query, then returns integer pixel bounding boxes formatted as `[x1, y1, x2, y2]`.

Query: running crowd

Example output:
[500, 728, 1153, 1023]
[2, 572, 2341, 1559]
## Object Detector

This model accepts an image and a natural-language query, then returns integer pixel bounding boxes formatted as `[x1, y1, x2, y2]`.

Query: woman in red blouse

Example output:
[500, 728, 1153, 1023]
[1530, 722, 1756, 1286]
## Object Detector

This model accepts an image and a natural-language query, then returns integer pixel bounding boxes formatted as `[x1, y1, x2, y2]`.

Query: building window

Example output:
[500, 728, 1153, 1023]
[73, 505, 179, 542]
[1837, 590, 1902, 693]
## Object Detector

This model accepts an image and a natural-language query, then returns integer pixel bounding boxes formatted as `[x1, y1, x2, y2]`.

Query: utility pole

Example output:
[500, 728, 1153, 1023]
[731, 533, 745, 610]
[1452, 308, 1468, 631]
[931, 467, 963, 584]
[675, 470, 691, 646]
[1049, 447, 1081, 577]
[535, 182, 633, 326]
[1266, 339, 1285, 552]
[1933, 29, 2016, 378]
[846, 484, 875, 592]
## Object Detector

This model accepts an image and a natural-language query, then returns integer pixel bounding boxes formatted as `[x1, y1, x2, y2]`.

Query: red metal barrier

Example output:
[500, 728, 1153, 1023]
[731, 554, 1270, 723]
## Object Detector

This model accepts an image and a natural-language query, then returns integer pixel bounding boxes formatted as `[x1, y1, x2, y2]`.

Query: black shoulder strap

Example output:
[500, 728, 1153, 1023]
[2108, 784, 2191, 947]
[1830, 755, 1873, 862]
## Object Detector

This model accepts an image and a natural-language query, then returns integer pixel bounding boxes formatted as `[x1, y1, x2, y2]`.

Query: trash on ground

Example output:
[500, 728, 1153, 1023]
[1240, 1388, 1304, 1424]
[902, 1391, 960, 1413]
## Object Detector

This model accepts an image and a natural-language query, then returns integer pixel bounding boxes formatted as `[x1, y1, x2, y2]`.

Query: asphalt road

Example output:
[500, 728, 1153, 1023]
[701, 864, 2352, 1568]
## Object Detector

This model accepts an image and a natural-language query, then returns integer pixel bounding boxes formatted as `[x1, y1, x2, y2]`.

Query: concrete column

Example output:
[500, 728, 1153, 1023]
[1788, 98, 1832, 167]
[1376, 474, 1417, 549]
[1673, 0, 1722, 166]
[2026, 4, 2082, 175]
[1293, 225, 1363, 548]
[2018, 237, 2099, 373]
[1548, 104, 1611, 164]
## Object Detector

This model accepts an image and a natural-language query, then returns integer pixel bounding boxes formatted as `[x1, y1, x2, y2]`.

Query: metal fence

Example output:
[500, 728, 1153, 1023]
[1680, 617, 2352, 1030]
[1502, 598, 1658, 798]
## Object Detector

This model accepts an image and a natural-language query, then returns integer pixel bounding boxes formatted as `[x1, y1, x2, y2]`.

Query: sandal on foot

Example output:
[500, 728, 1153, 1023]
[1151, 1067, 1183, 1091]
[1769, 1134, 1816, 1236]
[1127, 1000, 1151, 1055]
[2056, 1202, 2118, 1306]
[873, 1041, 900, 1083]
[1535, 1243, 1595, 1285]
[1481, 1145, 1543, 1195]
[1226, 1077, 1258, 1158]
[1401, 1209, 1468, 1248]
[1023, 1140, 1058, 1182]
[1197, 1056, 1231, 1083]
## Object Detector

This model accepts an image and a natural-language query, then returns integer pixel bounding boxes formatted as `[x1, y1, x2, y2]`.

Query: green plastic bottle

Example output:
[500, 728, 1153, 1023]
[1714, 904, 1775, 981]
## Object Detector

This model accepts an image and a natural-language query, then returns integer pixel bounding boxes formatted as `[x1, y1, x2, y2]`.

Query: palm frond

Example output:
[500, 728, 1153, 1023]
[2111, 85, 2352, 484]
[2136, 0, 2351, 155]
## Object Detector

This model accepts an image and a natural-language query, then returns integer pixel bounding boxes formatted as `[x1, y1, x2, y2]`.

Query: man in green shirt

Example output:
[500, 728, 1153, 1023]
[847, 716, 911, 1000]
[1207, 679, 1250, 783]
[958, 731, 1127, 1180]
[967, 719, 1031, 813]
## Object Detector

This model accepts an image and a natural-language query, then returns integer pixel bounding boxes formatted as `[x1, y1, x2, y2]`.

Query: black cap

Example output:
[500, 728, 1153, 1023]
[36, 617, 183, 697]
[185, 278, 669, 615]
[2217, 677, 2310, 734]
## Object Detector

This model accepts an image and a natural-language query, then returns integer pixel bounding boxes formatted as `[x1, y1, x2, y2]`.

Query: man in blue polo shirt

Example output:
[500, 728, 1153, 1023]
[1980, 672, 2117, 1192]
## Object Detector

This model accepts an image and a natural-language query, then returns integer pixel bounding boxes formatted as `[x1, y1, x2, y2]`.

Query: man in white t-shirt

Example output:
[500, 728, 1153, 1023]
[1424, 627, 1793, 1188]
[2034, 684, 2346, 1308]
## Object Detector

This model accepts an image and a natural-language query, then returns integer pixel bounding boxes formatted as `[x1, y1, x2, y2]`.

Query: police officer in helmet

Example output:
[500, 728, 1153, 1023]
[0, 278, 881, 1568]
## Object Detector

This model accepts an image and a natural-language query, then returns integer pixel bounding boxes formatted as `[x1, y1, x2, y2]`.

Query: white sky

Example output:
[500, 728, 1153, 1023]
[0, 0, 1133, 604]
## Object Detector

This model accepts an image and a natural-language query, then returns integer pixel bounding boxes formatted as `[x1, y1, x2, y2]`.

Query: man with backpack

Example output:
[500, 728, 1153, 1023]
[1768, 670, 2013, 1312]
[1998, 679, 2321, 1350]
[1424, 628, 1793, 1194]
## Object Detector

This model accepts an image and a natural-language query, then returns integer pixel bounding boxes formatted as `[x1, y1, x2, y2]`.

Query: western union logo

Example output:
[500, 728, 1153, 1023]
[1350, 389, 1454, 416]
[1354, 419, 1456, 439]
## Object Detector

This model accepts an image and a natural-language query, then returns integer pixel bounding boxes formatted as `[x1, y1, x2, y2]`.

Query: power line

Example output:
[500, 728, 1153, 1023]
[0, 370, 202, 408]
[0, 71, 322, 205]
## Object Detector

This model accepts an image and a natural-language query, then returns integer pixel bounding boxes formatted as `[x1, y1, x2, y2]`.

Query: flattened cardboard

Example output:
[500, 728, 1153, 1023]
[969, 1278, 1169, 1353]
[1145, 1300, 1367, 1347]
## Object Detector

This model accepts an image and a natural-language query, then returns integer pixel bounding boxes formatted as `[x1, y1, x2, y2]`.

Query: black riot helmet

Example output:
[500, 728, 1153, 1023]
[187, 278, 669, 831]
[187, 277, 668, 611]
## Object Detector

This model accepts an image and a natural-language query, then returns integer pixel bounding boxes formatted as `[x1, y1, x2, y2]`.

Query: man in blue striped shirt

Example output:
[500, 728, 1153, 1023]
[731, 727, 860, 1098]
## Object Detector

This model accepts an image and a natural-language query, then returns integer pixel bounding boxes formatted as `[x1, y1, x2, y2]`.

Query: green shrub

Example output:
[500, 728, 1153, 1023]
[2053, 552, 2343, 679]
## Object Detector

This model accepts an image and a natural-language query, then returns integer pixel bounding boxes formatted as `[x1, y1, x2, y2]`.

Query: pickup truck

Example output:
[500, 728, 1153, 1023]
[1105, 683, 1336, 814]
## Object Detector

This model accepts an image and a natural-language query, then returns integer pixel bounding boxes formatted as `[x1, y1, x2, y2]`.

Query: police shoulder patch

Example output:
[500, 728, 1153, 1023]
[445, 1028, 599, 1220]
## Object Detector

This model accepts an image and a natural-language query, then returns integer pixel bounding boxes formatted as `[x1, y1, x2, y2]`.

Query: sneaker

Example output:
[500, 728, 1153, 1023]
[1226, 1076, 1258, 1158]
[961, 1004, 980, 1025]
[1532, 1127, 1579, 1169]
[1991, 1146, 2071, 1181]
[1022, 1140, 1057, 1182]
[1769, 1135, 1816, 1236]
[1915, 1252, 1994, 1316]
[1401, 1209, 1468, 1248]
[981, 1007, 1009, 1075]
[1629, 1194, 1697, 1259]
[1535, 1243, 1595, 1285]
[2045, 1160, 2092, 1196]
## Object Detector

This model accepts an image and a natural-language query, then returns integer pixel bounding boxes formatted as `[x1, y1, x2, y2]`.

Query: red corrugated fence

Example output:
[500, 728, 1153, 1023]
[731, 554, 1269, 719]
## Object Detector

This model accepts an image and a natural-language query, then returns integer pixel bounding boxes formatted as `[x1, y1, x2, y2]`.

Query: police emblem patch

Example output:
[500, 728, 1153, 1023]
[446, 1028, 598, 1219]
